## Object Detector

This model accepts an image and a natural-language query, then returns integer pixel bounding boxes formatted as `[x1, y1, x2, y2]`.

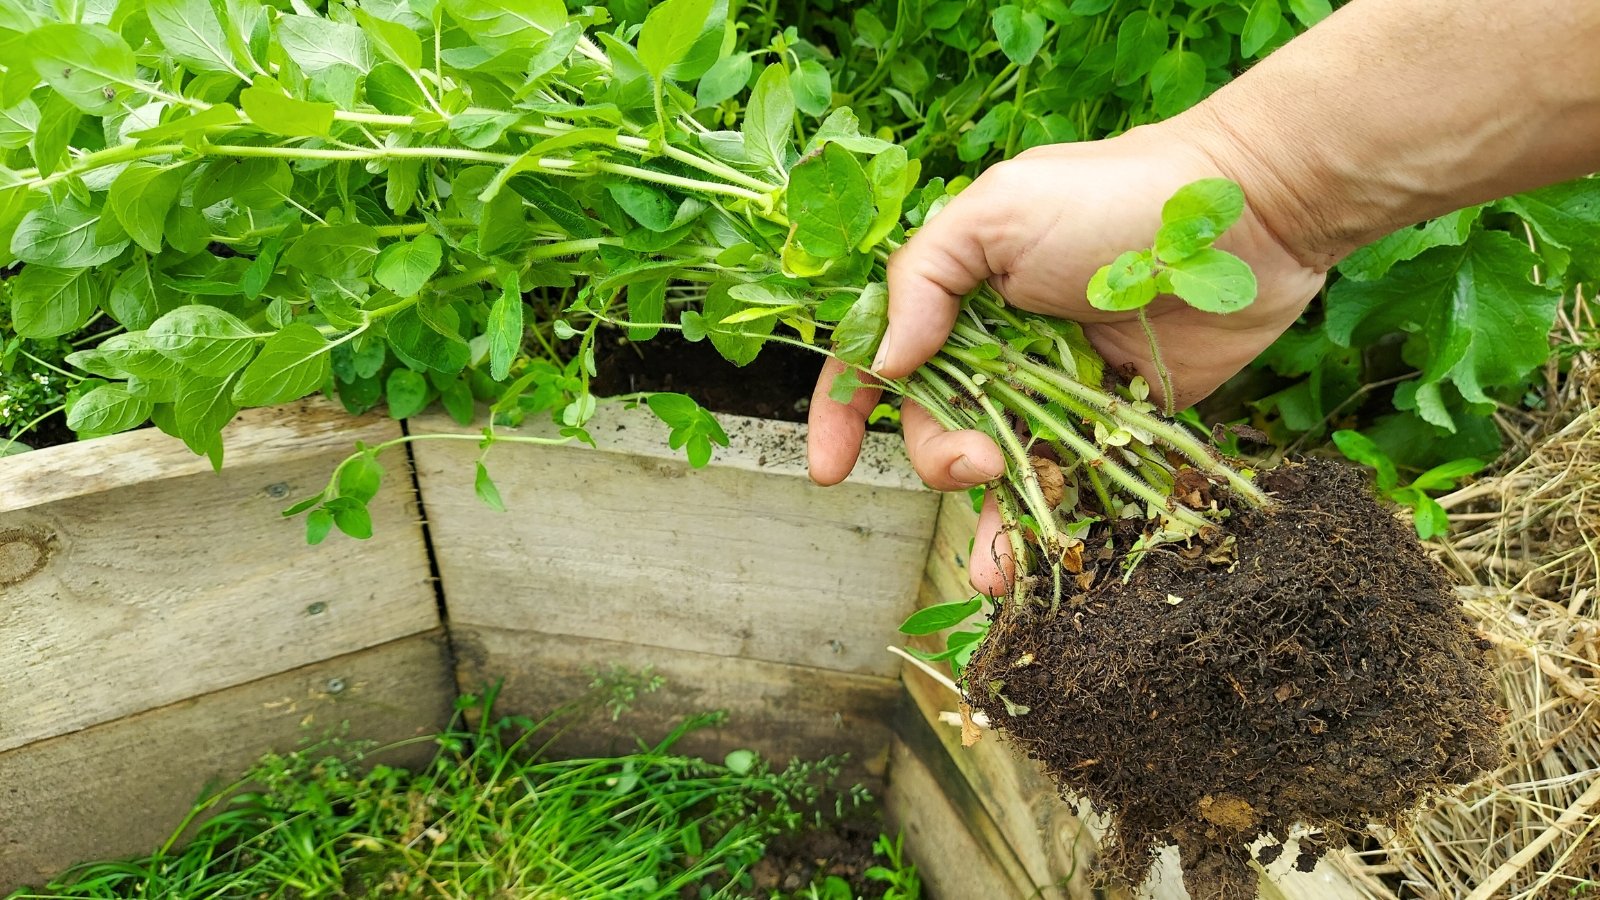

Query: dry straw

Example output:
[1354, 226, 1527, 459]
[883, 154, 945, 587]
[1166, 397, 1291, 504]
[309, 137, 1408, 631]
[1334, 297, 1599, 898]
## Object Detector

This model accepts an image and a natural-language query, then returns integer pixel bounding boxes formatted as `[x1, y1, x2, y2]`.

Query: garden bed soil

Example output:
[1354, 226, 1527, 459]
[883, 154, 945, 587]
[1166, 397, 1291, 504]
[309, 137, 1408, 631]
[965, 459, 1504, 900]
[590, 334, 822, 424]
[750, 817, 894, 899]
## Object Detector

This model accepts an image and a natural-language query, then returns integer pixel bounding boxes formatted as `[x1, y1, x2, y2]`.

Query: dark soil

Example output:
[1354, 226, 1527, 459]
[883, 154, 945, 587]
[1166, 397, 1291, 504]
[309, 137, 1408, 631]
[749, 817, 891, 898]
[964, 459, 1504, 900]
[590, 332, 822, 423]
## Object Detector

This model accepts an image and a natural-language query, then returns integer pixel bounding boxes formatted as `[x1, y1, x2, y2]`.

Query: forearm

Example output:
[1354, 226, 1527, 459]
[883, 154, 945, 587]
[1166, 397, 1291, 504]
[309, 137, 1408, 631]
[1175, 0, 1600, 270]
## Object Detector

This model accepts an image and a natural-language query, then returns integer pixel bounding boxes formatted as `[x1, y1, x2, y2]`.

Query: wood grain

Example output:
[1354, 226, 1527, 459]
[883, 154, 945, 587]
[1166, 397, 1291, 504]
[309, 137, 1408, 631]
[0, 400, 439, 751]
[0, 633, 455, 895]
[411, 405, 938, 678]
[453, 624, 898, 780]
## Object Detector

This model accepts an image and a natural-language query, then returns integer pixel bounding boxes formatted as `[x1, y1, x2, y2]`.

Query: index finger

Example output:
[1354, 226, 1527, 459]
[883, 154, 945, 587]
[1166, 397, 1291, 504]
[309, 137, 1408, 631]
[807, 356, 882, 486]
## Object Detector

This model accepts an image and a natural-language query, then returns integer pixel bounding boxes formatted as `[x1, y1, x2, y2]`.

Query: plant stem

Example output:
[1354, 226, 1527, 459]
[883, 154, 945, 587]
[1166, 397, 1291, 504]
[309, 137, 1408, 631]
[1137, 307, 1175, 417]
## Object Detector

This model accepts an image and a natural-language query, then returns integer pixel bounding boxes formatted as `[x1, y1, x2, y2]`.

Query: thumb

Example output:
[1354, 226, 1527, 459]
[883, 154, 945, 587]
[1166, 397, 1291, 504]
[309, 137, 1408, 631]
[875, 185, 999, 379]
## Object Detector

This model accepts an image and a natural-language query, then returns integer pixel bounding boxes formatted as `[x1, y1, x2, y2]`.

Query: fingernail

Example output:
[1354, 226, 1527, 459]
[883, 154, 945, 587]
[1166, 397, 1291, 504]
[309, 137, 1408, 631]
[951, 454, 1001, 486]
[870, 331, 892, 374]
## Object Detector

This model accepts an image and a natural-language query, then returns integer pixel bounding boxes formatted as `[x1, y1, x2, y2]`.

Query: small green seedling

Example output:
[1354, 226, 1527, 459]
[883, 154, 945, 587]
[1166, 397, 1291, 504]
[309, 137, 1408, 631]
[1332, 429, 1484, 540]
[1087, 178, 1259, 412]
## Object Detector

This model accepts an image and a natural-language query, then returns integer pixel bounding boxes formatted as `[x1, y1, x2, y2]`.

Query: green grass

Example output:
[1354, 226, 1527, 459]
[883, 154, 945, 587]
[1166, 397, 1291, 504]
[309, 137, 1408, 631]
[6, 678, 916, 900]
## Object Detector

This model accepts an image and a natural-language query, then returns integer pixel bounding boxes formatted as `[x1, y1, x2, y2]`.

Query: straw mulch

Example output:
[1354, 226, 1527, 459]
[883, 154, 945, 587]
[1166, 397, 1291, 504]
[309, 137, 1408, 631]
[1332, 300, 1600, 899]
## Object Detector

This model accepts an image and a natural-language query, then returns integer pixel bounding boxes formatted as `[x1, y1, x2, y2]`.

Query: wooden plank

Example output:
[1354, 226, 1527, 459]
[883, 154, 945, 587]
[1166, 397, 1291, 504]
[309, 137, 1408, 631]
[453, 624, 898, 780]
[411, 405, 938, 678]
[0, 400, 439, 751]
[885, 728, 1037, 900]
[0, 632, 456, 895]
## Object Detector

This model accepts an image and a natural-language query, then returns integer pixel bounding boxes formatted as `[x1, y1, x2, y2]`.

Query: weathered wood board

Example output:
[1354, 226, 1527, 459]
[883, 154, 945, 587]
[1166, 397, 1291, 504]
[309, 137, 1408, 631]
[0, 400, 440, 752]
[453, 624, 898, 780]
[0, 633, 455, 895]
[410, 405, 938, 679]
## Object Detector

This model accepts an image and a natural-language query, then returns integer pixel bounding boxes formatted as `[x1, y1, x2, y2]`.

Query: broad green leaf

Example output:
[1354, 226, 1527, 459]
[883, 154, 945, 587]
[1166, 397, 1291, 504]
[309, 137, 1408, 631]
[701, 283, 773, 366]
[11, 196, 128, 267]
[172, 372, 240, 464]
[130, 102, 241, 141]
[147, 0, 245, 77]
[859, 146, 913, 251]
[10, 266, 93, 338]
[108, 162, 184, 253]
[1287, 0, 1333, 27]
[726, 283, 802, 307]
[607, 181, 676, 231]
[792, 59, 832, 117]
[1150, 48, 1205, 118]
[67, 333, 186, 380]
[627, 277, 666, 340]
[146, 305, 262, 376]
[992, 6, 1046, 66]
[787, 143, 872, 259]
[637, 0, 712, 82]
[28, 23, 137, 113]
[195, 157, 292, 209]
[329, 499, 373, 539]
[900, 596, 983, 635]
[1501, 179, 1600, 278]
[1164, 247, 1258, 313]
[373, 234, 442, 297]
[487, 271, 523, 381]
[1412, 495, 1450, 540]
[742, 64, 794, 173]
[1112, 10, 1166, 86]
[443, 0, 566, 54]
[0, 99, 39, 149]
[66, 383, 152, 435]
[386, 367, 430, 418]
[285, 224, 381, 280]
[353, 7, 422, 70]
[474, 461, 506, 511]
[240, 81, 335, 137]
[306, 509, 334, 544]
[1242, 0, 1282, 57]
[277, 15, 372, 74]
[1087, 251, 1158, 311]
[1157, 178, 1246, 264]
[1326, 230, 1560, 405]
[339, 453, 384, 503]
[1337, 208, 1480, 282]
[1412, 458, 1485, 493]
[232, 323, 333, 406]
[1331, 429, 1398, 493]
[696, 52, 750, 106]
[832, 283, 888, 367]
[108, 257, 172, 328]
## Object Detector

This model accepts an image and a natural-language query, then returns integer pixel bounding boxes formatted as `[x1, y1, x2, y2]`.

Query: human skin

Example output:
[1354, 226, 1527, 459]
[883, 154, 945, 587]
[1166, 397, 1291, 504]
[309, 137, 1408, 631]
[806, 0, 1600, 596]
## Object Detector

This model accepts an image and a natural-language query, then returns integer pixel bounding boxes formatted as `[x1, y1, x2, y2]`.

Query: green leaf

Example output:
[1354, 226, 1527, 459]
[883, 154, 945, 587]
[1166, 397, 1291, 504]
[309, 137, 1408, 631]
[900, 596, 983, 635]
[1411, 495, 1449, 540]
[146, 305, 262, 376]
[788, 143, 872, 259]
[374, 234, 443, 297]
[742, 64, 794, 173]
[11, 196, 127, 267]
[1242, 0, 1283, 57]
[68, 333, 186, 381]
[607, 182, 677, 231]
[1326, 231, 1561, 405]
[1087, 250, 1158, 311]
[1287, 0, 1333, 27]
[232, 323, 333, 406]
[386, 368, 430, 419]
[353, 7, 422, 70]
[860, 146, 914, 251]
[129, 102, 241, 141]
[1337, 208, 1480, 282]
[66, 384, 152, 436]
[696, 52, 751, 106]
[487, 271, 523, 381]
[285, 225, 381, 280]
[474, 461, 506, 511]
[306, 509, 335, 545]
[28, 23, 137, 114]
[626, 277, 666, 341]
[10, 266, 94, 338]
[832, 283, 888, 367]
[792, 59, 833, 117]
[339, 453, 384, 504]
[108, 163, 185, 253]
[172, 372, 240, 464]
[1156, 178, 1246, 262]
[329, 498, 374, 539]
[1331, 429, 1398, 493]
[723, 749, 756, 775]
[1150, 48, 1205, 118]
[1411, 458, 1485, 493]
[1164, 247, 1258, 313]
[1112, 10, 1166, 86]
[637, 0, 712, 82]
[277, 15, 372, 75]
[240, 81, 335, 137]
[443, 0, 567, 55]
[992, 6, 1046, 66]
[147, 0, 245, 77]
[701, 283, 773, 366]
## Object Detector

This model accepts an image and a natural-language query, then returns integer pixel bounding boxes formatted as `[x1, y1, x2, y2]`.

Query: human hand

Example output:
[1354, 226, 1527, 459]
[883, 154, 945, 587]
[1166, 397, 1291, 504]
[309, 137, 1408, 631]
[806, 116, 1326, 596]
